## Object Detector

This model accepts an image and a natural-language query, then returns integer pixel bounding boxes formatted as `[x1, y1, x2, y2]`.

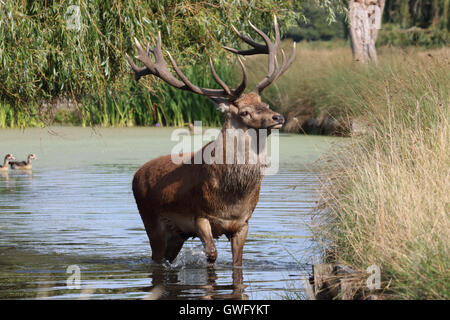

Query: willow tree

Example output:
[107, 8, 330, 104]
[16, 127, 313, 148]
[348, 0, 385, 63]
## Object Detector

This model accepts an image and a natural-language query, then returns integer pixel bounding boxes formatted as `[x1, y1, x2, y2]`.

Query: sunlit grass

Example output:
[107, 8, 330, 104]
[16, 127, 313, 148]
[288, 46, 450, 299]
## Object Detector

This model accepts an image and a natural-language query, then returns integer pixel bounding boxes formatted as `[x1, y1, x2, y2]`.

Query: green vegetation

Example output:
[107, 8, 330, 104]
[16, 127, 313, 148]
[378, 0, 449, 48]
[0, 0, 304, 128]
[286, 0, 347, 41]
[285, 0, 449, 47]
[1, 1, 449, 301]
[377, 23, 449, 48]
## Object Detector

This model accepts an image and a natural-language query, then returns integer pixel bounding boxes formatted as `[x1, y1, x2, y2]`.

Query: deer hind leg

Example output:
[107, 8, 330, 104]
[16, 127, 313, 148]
[195, 217, 217, 265]
[141, 215, 167, 264]
[231, 223, 248, 267]
[164, 233, 185, 263]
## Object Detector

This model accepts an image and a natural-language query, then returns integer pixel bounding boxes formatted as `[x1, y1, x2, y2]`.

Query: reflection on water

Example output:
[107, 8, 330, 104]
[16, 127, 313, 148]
[0, 127, 342, 299]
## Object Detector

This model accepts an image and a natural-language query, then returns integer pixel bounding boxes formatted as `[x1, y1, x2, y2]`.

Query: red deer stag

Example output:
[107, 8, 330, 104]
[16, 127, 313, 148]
[127, 16, 295, 267]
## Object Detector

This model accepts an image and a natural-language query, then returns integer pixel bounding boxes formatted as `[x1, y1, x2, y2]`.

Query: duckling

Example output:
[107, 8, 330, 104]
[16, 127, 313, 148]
[10, 154, 37, 170]
[0, 154, 15, 171]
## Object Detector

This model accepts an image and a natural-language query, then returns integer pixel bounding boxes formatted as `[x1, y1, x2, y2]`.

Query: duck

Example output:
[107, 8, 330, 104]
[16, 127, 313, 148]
[187, 122, 207, 135]
[10, 154, 37, 170]
[188, 123, 195, 135]
[0, 154, 15, 171]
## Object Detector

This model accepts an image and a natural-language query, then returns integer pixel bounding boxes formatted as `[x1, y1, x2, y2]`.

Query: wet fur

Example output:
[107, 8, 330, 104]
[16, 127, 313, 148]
[132, 93, 282, 266]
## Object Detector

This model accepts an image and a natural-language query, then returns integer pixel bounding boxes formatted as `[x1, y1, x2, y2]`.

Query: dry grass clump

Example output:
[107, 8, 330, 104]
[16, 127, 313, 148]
[306, 46, 449, 299]
[247, 42, 450, 299]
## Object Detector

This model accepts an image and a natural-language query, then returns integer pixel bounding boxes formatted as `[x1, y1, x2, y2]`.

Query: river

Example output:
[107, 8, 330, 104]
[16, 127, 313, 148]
[0, 126, 342, 299]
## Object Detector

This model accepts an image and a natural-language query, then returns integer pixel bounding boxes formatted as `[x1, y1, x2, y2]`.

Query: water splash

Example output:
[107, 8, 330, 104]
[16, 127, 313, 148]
[164, 245, 207, 269]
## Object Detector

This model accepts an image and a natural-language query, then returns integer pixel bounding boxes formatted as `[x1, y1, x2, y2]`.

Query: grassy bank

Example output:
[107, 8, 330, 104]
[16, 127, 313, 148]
[264, 45, 449, 299]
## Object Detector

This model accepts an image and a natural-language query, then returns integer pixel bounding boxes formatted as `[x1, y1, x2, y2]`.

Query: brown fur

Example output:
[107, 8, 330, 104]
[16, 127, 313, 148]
[132, 93, 284, 266]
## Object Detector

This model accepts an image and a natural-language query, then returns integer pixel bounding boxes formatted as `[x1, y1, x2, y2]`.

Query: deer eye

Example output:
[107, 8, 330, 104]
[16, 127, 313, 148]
[240, 111, 249, 117]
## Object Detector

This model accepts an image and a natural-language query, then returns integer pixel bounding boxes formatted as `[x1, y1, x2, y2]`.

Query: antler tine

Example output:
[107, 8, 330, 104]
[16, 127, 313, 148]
[209, 57, 232, 95]
[125, 52, 151, 81]
[166, 51, 205, 95]
[222, 16, 293, 94]
[127, 32, 248, 102]
[128, 36, 185, 89]
[133, 38, 156, 73]
[233, 56, 248, 97]
[273, 42, 296, 82]
[251, 16, 283, 93]
[223, 25, 268, 55]
[154, 31, 165, 62]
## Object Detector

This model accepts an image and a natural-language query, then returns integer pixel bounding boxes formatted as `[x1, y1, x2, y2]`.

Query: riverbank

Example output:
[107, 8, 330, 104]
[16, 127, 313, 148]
[305, 47, 449, 299]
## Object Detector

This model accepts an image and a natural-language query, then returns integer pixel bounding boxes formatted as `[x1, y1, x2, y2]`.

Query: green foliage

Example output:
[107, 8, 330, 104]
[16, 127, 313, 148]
[286, 0, 346, 41]
[0, 0, 307, 127]
[384, 0, 449, 30]
[380, 0, 450, 47]
[0, 103, 43, 128]
[377, 23, 449, 48]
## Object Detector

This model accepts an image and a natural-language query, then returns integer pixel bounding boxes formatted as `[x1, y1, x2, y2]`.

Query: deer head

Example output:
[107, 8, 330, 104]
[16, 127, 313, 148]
[126, 16, 295, 132]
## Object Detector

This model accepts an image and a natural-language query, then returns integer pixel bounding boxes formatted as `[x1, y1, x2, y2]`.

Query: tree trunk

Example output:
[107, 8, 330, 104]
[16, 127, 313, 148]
[348, 0, 386, 64]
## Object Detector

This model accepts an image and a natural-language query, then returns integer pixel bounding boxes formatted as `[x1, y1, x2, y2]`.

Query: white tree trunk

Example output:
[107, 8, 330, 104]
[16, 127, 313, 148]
[348, 0, 385, 64]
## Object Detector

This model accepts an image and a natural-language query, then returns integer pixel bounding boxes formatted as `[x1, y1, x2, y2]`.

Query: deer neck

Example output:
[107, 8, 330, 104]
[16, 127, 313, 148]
[205, 115, 267, 196]
[219, 115, 268, 163]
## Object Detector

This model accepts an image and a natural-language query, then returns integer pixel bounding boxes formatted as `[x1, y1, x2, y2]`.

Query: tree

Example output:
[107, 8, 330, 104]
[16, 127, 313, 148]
[348, 0, 386, 63]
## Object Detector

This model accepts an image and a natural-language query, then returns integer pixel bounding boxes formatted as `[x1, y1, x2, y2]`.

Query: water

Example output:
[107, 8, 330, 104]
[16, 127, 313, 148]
[0, 127, 341, 299]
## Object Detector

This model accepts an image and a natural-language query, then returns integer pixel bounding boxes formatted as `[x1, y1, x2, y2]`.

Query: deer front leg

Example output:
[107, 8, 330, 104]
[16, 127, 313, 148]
[196, 217, 217, 265]
[231, 223, 248, 266]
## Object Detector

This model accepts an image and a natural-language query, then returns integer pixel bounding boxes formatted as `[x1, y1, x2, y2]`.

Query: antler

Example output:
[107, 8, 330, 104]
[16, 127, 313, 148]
[126, 17, 295, 103]
[126, 31, 247, 103]
[224, 16, 296, 94]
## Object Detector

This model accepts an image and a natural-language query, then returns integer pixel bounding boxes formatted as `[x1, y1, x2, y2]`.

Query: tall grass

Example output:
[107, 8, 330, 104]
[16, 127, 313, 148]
[248, 43, 449, 119]
[318, 109, 449, 299]
[270, 46, 449, 299]
[248, 43, 450, 299]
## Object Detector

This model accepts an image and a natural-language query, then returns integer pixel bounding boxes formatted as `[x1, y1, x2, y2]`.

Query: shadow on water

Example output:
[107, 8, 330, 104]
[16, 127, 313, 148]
[0, 127, 343, 299]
